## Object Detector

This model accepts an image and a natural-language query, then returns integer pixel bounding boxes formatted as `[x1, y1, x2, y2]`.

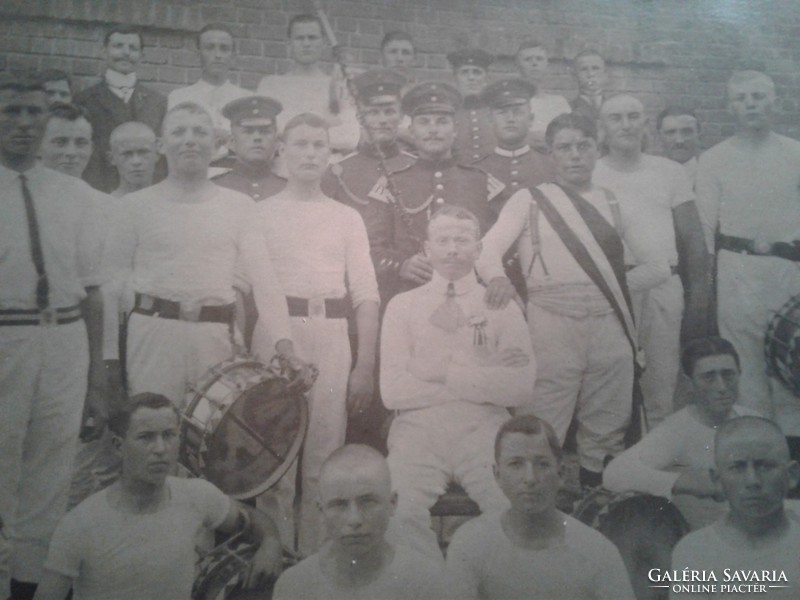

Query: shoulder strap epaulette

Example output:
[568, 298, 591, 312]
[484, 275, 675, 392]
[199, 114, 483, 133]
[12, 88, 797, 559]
[210, 168, 233, 180]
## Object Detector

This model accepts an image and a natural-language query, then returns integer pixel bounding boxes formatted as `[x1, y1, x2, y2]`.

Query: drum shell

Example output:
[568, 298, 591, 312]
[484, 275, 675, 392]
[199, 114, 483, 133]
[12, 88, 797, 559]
[181, 357, 309, 500]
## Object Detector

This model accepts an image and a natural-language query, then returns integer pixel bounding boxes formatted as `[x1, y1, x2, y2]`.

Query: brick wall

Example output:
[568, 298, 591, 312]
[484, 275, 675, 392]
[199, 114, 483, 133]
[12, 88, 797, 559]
[1, 0, 799, 148]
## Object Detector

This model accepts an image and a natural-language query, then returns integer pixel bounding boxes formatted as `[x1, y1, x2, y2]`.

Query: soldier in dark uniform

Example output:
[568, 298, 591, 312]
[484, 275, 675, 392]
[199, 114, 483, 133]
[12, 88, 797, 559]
[448, 48, 496, 163]
[475, 78, 556, 209]
[321, 68, 415, 304]
[474, 78, 557, 301]
[212, 95, 286, 201]
[212, 95, 286, 349]
[320, 68, 415, 453]
[383, 81, 505, 299]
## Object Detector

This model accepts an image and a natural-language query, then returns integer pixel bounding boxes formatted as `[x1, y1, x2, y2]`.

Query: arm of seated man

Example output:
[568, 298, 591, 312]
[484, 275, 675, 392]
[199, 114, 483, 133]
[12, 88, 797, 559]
[216, 501, 283, 588]
[671, 468, 725, 501]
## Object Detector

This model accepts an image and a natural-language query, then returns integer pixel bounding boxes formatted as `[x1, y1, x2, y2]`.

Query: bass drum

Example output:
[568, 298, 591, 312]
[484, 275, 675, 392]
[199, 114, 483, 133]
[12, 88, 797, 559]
[765, 294, 800, 398]
[181, 355, 311, 500]
[574, 489, 689, 600]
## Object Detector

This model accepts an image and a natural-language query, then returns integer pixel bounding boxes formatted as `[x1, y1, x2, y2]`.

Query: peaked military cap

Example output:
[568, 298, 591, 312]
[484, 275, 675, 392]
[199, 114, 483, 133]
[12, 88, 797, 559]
[401, 81, 462, 116]
[353, 68, 407, 102]
[222, 95, 283, 124]
[446, 48, 495, 70]
[480, 78, 537, 108]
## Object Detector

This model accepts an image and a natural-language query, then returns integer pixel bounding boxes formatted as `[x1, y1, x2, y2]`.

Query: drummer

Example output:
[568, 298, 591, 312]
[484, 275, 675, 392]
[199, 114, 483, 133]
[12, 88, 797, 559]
[603, 336, 762, 529]
[34, 393, 283, 600]
[101, 101, 305, 407]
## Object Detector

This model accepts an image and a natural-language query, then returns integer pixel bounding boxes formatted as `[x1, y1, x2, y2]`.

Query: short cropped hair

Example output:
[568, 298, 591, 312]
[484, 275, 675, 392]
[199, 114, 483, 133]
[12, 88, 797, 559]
[287, 14, 324, 39]
[108, 392, 179, 438]
[197, 23, 237, 50]
[381, 30, 415, 53]
[573, 48, 605, 67]
[103, 25, 144, 49]
[109, 120, 156, 148]
[545, 111, 598, 147]
[726, 70, 775, 98]
[516, 38, 546, 57]
[161, 101, 213, 135]
[47, 102, 90, 122]
[494, 414, 562, 463]
[427, 205, 481, 239]
[656, 106, 700, 132]
[681, 336, 741, 377]
[714, 416, 788, 462]
[282, 111, 329, 140]
[0, 70, 45, 93]
[38, 69, 72, 91]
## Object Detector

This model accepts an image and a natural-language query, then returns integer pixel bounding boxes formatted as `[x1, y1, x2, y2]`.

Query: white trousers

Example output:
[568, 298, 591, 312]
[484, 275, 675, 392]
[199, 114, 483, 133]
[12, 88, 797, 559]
[126, 312, 234, 407]
[718, 251, 800, 434]
[0, 321, 88, 590]
[634, 275, 684, 427]
[523, 305, 633, 472]
[386, 404, 511, 561]
[254, 315, 351, 556]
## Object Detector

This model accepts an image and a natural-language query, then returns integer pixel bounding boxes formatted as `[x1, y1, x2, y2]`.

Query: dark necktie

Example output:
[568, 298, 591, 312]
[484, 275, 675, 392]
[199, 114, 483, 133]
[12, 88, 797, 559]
[20, 174, 49, 310]
[429, 281, 466, 332]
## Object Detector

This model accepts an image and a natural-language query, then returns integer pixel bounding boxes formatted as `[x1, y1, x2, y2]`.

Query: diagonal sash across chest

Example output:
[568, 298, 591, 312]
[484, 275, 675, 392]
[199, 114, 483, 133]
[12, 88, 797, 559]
[530, 183, 646, 443]
[530, 183, 637, 349]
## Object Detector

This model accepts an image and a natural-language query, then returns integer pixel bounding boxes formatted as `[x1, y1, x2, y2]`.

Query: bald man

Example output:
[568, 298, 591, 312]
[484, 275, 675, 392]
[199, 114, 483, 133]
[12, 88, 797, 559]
[670, 417, 800, 599]
[594, 93, 710, 427]
[272, 445, 444, 600]
[108, 121, 157, 198]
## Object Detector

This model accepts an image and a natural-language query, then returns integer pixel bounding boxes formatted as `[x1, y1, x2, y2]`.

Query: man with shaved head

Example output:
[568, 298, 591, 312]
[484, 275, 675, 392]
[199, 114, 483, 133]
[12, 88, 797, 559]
[273, 444, 444, 600]
[594, 93, 711, 428]
[108, 121, 157, 197]
[695, 71, 800, 447]
[670, 417, 800, 599]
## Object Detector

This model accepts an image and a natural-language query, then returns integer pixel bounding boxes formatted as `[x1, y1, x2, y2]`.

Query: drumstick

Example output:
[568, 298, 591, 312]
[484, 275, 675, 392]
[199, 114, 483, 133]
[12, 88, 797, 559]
[311, 0, 339, 48]
[312, 0, 344, 114]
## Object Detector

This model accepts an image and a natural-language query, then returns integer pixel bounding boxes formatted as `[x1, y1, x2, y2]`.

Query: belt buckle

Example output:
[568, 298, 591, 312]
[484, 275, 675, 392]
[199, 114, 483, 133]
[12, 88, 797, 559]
[309, 297, 326, 319]
[753, 240, 773, 256]
[179, 303, 202, 322]
[40, 307, 57, 326]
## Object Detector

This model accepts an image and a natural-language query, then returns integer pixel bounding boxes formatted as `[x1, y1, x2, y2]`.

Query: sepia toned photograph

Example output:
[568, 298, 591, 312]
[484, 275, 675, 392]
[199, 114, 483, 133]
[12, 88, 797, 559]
[1, 0, 799, 598]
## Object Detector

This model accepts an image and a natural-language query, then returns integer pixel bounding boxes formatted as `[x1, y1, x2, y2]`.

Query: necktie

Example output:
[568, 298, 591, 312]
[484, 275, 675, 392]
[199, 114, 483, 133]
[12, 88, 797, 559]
[20, 174, 49, 310]
[429, 282, 466, 333]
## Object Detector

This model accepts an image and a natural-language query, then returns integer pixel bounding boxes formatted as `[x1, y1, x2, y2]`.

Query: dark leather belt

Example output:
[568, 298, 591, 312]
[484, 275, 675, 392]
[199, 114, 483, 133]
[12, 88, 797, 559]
[133, 293, 234, 324]
[718, 233, 800, 262]
[286, 296, 349, 319]
[0, 305, 82, 326]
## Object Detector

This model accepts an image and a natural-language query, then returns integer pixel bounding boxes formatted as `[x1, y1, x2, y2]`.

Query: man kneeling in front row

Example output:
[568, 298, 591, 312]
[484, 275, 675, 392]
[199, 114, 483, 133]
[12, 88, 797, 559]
[273, 444, 445, 599]
[446, 415, 635, 599]
[34, 393, 282, 600]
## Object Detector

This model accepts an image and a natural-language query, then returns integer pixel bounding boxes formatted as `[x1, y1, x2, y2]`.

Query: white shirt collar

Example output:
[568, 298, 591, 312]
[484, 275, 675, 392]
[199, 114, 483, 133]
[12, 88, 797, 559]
[494, 145, 531, 158]
[105, 69, 137, 89]
[430, 269, 479, 296]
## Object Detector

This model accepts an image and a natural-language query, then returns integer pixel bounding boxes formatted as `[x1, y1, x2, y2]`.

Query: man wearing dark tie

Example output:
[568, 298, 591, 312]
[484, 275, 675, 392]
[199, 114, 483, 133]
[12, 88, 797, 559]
[0, 71, 105, 600]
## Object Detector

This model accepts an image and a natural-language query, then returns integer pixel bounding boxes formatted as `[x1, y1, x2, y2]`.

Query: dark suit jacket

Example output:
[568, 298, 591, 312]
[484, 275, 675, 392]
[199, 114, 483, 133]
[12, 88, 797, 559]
[75, 80, 167, 192]
[569, 94, 606, 123]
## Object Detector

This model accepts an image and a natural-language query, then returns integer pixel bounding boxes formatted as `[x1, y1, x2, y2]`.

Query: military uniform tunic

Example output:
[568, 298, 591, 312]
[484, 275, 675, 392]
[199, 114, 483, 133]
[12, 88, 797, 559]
[384, 157, 504, 297]
[321, 142, 415, 301]
[453, 98, 496, 163]
[211, 163, 286, 202]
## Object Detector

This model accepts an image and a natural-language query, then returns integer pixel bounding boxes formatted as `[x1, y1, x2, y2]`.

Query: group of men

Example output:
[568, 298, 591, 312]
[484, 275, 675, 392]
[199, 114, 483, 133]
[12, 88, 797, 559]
[2, 9, 800, 600]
